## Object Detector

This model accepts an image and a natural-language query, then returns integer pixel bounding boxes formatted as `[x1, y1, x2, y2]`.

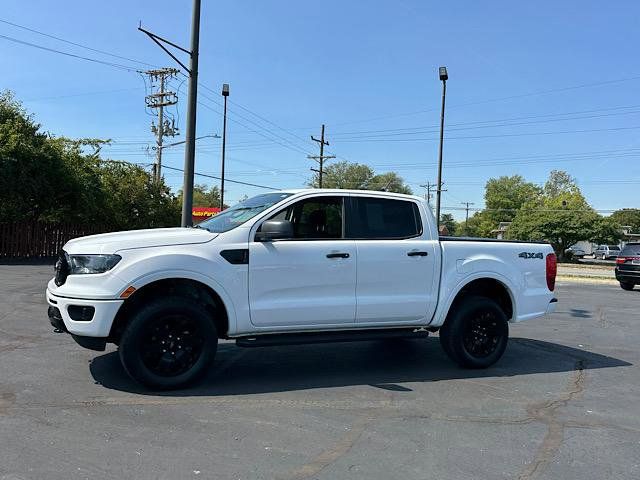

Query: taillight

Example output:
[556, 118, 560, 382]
[546, 253, 557, 291]
[618, 256, 640, 264]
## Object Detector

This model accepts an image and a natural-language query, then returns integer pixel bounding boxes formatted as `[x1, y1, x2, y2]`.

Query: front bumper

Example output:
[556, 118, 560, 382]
[46, 289, 124, 338]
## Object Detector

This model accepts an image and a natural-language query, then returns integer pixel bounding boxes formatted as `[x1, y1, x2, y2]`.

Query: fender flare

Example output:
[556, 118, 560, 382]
[429, 271, 517, 327]
[125, 269, 238, 334]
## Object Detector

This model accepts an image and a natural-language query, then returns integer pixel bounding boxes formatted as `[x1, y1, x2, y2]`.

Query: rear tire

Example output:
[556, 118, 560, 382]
[119, 296, 218, 390]
[439, 296, 508, 369]
[620, 282, 635, 291]
[602, 254, 606, 260]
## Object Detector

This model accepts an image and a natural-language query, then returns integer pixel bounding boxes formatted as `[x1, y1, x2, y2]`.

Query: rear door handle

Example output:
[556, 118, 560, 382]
[407, 251, 428, 257]
[326, 252, 350, 259]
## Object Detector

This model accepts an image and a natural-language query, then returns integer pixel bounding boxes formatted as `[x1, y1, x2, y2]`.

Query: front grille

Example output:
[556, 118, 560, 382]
[54, 251, 70, 286]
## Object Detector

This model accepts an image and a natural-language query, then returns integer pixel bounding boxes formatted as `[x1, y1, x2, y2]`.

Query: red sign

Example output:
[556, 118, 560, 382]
[192, 207, 221, 223]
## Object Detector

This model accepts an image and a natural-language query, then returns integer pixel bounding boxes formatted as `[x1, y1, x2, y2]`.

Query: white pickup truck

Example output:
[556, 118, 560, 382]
[47, 189, 558, 389]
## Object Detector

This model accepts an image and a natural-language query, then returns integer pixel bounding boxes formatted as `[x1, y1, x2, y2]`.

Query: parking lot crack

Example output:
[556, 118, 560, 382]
[276, 412, 376, 480]
[517, 360, 586, 480]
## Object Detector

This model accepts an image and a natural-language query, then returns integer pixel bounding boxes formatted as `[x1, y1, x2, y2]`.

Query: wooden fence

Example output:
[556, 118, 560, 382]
[0, 222, 104, 258]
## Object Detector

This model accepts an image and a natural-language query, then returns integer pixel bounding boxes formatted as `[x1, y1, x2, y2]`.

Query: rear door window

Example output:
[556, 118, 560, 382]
[621, 244, 640, 256]
[347, 197, 422, 239]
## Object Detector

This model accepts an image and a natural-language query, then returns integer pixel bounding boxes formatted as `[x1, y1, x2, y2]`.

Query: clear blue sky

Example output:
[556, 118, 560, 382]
[2, 0, 639, 219]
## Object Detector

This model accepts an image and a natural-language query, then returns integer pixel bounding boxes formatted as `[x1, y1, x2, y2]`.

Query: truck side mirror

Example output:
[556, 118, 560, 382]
[255, 220, 294, 242]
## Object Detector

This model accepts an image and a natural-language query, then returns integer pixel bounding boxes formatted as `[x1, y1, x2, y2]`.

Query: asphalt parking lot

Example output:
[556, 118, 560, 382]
[1, 265, 639, 480]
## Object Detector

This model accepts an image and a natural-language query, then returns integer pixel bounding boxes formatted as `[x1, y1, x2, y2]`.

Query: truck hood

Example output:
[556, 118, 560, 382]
[63, 227, 218, 254]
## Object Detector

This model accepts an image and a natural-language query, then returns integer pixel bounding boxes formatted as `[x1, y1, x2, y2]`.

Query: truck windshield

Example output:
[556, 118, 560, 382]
[196, 193, 293, 233]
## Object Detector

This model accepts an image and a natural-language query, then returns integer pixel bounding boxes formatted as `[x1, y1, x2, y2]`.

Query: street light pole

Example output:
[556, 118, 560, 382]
[180, 0, 202, 227]
[220, 83, 229, 210]
[435, 66, 448, 230]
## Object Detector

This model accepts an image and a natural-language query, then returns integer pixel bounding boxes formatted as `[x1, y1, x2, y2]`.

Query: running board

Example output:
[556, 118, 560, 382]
[235, 327, 429, 348]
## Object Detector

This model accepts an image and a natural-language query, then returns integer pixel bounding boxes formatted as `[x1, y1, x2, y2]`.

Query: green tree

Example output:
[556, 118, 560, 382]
[484, 175, 542, 225]
[369, 172, 413, 194]
[0, 91, 75, 222]
[310, 161, 374, 189]
[591, 216, 623, 245]
[459, 211, 496, 238]
[507, 171, 621, 259]
[177, 184, 227, 209]
[544, 170, 579, 197]
[440, 213, 457, 236]
[0, 91, 181, 229]
[610, 209, 640, 233]
[98, 161, 180, 230]
[308, 161, 412, 194]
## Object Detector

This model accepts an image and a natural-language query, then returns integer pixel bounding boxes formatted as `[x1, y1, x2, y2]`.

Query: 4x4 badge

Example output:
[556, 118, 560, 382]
[518, 252, 543, 259]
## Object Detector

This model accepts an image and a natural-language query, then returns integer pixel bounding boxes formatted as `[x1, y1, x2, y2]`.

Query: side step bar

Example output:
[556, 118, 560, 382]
[236, 327, 429, 348]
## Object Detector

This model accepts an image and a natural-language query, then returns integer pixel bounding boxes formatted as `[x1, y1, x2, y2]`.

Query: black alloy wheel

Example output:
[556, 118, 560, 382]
[439, 295, 509, 369]
[140, 314, 204, 377]
[462, 311, 503, 358]
[119, 296, 218, 390]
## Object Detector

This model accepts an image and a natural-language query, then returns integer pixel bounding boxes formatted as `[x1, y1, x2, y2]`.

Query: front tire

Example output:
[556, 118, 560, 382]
[119, 296, 218, 390]
[620, 282, 635, 291]
[602, 254, 606, 260]
[439, 296, 508, 369]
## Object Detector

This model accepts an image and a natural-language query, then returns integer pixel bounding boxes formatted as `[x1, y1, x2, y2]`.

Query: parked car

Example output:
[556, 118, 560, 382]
[593, 244, 621, 260]
[564, 246, 586, 258]
[46, 189, 558, 390]
[615, 243, 640, 291]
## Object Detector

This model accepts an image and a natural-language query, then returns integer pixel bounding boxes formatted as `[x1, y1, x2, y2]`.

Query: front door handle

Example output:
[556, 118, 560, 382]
[407, 251, 428, 257]
[326, 252, 350, 259]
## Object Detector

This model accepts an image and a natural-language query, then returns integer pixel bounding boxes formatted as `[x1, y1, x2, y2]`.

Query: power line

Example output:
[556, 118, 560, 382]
[442, 206, 620, 214]
[329, 106, 640, 138]
[224, 95, 318, 150]
[161, 165, 280, 190]
[331, 125, 640, 143]
[196, 94, 312, 157]
[0, 18, 159, 68]
[0, 33, 139, 72]
[23, 88, 141, 102]
[196, 85, 313, 156]
[331, 74, 640, 127]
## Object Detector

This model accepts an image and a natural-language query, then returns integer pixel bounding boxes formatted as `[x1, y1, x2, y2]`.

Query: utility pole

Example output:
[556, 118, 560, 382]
[420, 181, 435, 203]
[139, 0, 201, 227]
[308, 124, 335, 188]
[435, 66, 448, 229]
[145, 68, 179, 182]
[462, 201, 475, 235]
[220, 84, 229, 210]
[420, 181, 446, 214]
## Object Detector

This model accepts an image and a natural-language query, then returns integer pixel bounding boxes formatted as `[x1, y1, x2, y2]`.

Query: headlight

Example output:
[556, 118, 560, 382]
[68, 254, 121, 274]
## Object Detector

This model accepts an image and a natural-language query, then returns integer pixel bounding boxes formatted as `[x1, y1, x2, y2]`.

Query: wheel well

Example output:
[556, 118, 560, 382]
[449, 278, 514, 321]
[108, 278, 229, 343]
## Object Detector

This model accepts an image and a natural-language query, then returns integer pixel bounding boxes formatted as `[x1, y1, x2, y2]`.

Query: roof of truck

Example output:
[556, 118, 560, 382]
[278, 188, 426, 203]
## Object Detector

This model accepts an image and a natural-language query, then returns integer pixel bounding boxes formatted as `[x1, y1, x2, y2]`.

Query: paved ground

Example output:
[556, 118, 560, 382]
[1, 265, 639, 480]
